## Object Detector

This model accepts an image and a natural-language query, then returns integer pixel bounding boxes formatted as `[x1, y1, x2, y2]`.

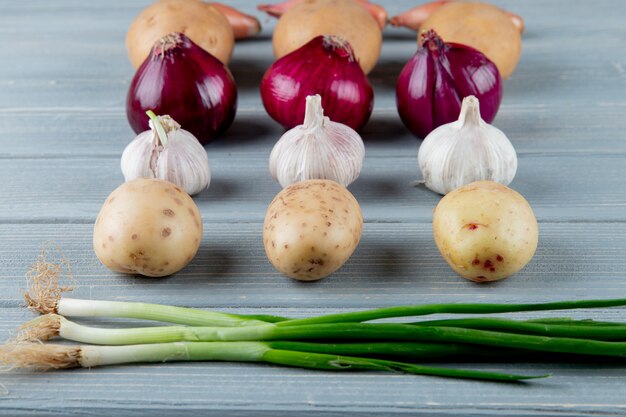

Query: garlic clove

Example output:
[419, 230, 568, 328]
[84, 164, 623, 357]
[269, 94, 365, 188]
[120, 130, 158, 181]
[121, 112, 211, 196]
[154, 139, 212, 196]
[418, 95, 517, 195]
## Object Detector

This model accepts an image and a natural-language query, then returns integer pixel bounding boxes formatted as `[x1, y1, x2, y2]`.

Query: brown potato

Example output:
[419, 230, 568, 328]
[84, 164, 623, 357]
[272, 0, 382, 74]
[126, 0, 234, 68]
[421, 2, 522, 78]
[432, 181, 538, 282]
[263, 180, 363, 281]
[93, 179, 202, 277]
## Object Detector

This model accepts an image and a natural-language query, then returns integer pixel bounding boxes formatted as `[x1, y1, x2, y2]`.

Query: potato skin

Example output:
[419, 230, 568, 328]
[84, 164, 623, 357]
[432, 181, 538, 282]
[126, 0, 234, 68]
[272, 0, 382, 74]
[93, 179, 202, 277]
[263, 180, 363, 281]
[421, 2, 521, 78]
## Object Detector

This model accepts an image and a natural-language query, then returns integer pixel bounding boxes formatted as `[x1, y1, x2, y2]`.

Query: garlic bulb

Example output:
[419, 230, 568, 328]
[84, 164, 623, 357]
[269, 95, 365, 188]
[418, 95, 517, 195]
[121, 111, 211, 196]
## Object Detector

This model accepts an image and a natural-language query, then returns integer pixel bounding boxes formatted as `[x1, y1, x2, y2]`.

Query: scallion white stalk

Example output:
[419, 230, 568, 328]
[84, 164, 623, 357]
[79, 342, 270, 367]
[56, 315, 276, 345]
[24, 269, 286, 327]
[56, 298, 272, 327]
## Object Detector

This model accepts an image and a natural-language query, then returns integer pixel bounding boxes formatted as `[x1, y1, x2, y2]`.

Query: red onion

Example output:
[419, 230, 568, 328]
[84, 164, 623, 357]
[261, 35, 373, 131]
[396, 30, 502, 139]
[126, 33, 237, 145]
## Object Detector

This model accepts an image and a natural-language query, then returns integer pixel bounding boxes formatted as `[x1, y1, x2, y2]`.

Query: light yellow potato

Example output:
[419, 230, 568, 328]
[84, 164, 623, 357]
[421, 2, 522, 78]
[432, 181, 538, 282]
[126, 0, 234, 68]
[263, 179, 363, 281]
[93, 178, 202, 277]
[272, 0, 382, 74]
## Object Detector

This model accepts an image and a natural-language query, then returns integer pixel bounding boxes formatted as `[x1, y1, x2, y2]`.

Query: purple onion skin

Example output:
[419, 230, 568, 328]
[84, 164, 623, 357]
[396, 30, 502, 139]
[126, 33, 237, 145]
[261, 35, 374, 131]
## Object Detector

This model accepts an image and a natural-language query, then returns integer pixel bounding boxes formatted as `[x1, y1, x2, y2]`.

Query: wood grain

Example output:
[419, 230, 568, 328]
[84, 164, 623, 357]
[1, 153, 626, 223]
[2, 223, 626, 309]
[0, 0, 625, 416]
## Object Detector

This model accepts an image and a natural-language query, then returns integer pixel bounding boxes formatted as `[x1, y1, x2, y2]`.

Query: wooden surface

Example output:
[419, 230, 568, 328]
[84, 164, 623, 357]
[1, 0, 625, 415]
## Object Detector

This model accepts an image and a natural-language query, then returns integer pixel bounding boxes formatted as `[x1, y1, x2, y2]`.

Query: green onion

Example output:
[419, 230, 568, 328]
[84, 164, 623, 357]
[28, 284, 626, 328]
[267, 341, 523, 360]
[19, 255, 624, 383]
[260, 349, 544, 382]
[55, 298, 276, 327]
[35, 315, 626, 357]
[276, 299, 626, 327]
[272, 324, 626, 356]
[410, 317, 626, 340]
[526, 318, 625, 326]
[0, 341, 542, 382]
[25, 260, 626, 328]
[26, 260, 286, 326]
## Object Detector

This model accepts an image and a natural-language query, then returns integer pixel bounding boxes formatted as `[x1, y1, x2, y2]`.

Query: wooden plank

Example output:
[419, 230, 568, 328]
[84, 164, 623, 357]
[0, 360, 624, 417]
[1, 0, 625, 416]
[1, 223, 626, 309]
[2, 105, 626, 158]
[0, 1, 625, 158]
[1, 303, 625, 417]
[1, 38, 625, 112]
[1, 153, 625, 223]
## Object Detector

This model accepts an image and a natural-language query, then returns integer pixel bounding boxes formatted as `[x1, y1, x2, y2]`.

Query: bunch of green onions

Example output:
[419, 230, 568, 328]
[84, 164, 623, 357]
[2, 263, 625, 383]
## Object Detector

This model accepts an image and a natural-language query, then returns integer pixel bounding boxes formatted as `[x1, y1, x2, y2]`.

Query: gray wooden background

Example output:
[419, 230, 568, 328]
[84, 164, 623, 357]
[1, 0, 625, 415]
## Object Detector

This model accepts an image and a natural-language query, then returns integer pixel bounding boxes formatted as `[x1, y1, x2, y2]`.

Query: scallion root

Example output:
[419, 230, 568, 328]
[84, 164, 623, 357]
[0, 342, 80, 371]
[24, 245, 73, 315]
[13, 314, 61, 343]
[22, 250, 285, 327]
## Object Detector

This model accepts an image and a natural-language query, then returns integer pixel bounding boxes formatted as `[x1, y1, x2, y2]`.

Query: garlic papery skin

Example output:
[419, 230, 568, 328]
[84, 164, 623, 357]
[121, 112, 211, 196]
[418, 95, 517, 195]
[269, 94, 365, 188]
